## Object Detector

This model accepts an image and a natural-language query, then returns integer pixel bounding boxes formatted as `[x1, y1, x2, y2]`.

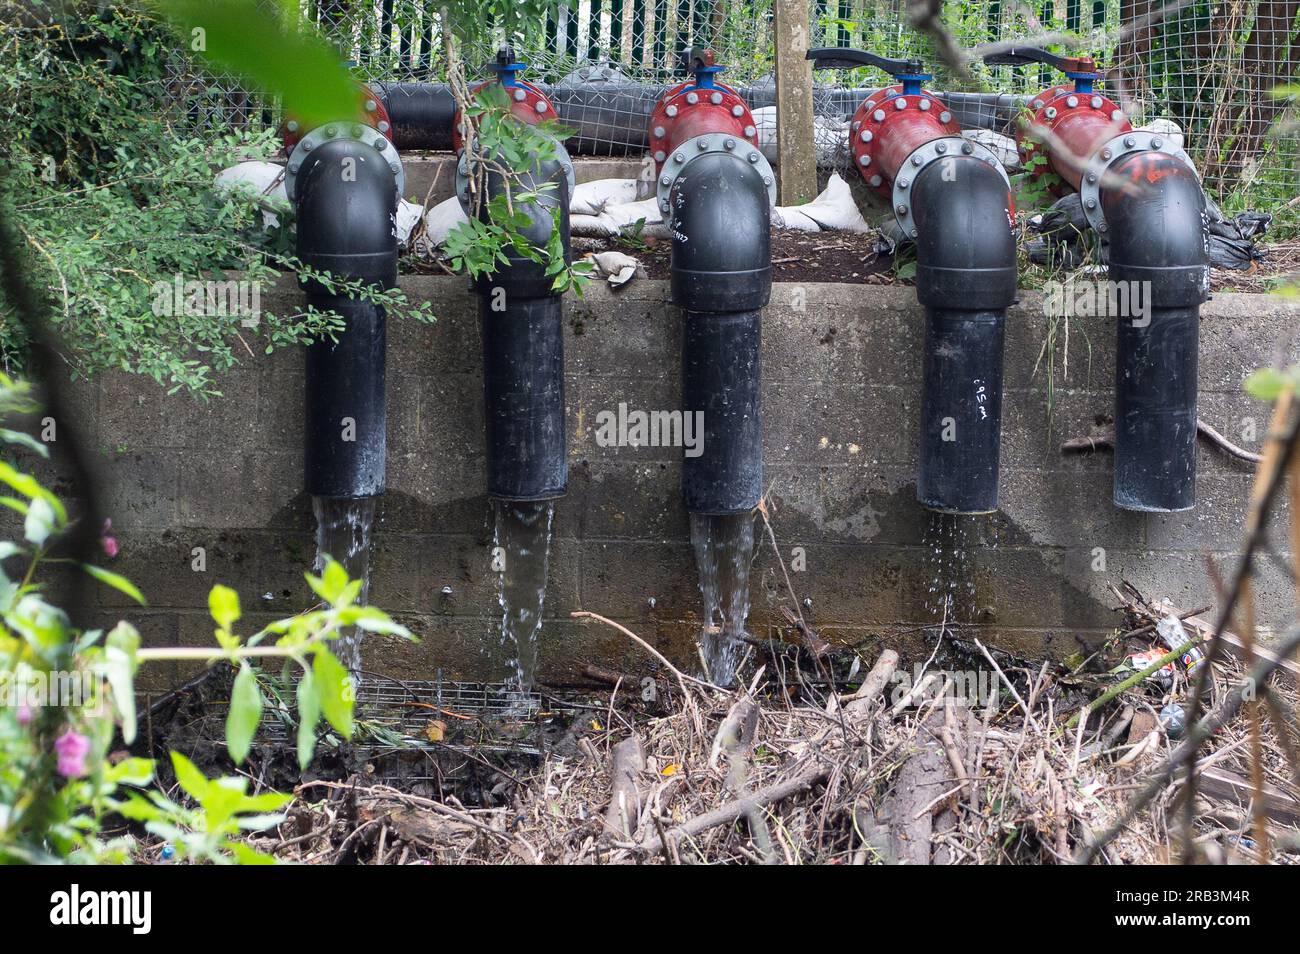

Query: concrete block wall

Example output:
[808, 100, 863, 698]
[29, 277, 1300, 689]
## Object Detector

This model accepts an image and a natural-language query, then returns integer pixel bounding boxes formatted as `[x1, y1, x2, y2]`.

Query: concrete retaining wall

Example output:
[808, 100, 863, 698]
[35, 277, 1300, 688]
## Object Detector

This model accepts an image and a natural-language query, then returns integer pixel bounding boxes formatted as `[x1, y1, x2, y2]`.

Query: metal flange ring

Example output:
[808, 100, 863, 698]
[455, 134, 576, 213]
[1077, 130, 1197, 235]
[285, 123, 405, 203]
[655, 132, 778, 220]
[890, 137, 1010, 237]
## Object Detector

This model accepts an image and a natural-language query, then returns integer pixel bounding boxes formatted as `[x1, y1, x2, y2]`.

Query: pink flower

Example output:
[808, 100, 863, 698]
[54, 729, 90, 779]
[15, 703, 33, 726]
[101, 518, 119, 559]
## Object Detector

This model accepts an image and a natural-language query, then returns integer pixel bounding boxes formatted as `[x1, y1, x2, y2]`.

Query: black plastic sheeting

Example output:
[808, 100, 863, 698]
[1027, 192, 1272, 271]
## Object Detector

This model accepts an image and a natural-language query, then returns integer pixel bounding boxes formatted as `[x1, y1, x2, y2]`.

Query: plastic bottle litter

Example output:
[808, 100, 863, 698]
[1155, 614, 1206, 678]
[1125, 648, 1174, 691]
[1159, 701, 1187, 739]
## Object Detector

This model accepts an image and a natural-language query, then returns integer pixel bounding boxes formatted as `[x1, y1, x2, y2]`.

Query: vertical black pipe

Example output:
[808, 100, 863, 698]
[668, 151, 772, 514]
[295, 138, 398, 499]
[909, 157, 1018, 514]
[1101, 152, 1208, 512]
[473, 156, 573, 501]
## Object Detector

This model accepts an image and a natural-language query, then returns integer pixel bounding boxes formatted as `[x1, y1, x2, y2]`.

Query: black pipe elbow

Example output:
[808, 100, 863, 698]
[911, 157, 1018, 311]
[296, 138, 398, 499]
[909, 157, 1017, 514]
[668, 151, 772, 313]
[1101, 153, 1208, 512]
[668, 151, 770, 515]
[475, 151, 572, 502]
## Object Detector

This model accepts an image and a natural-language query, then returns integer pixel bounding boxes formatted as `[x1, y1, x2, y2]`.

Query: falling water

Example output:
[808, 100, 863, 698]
[923, 510, 979, 625]
[689, 512, 755, 687]
[492, 500, 555, 689]
[312, 496, 377, 675]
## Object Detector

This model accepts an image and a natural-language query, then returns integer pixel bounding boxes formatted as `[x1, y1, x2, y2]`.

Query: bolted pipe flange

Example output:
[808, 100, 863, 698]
[285, 123, 404, 202]
[647, 79, 761, 175]
[1016, 82, 1128, 193]
[889, 137, 1009, 235]
[455, 132, 576, 213]
[848, 84, 962, 200]
[1077, 130, 1197, 235]
[656, 133, 777, 221]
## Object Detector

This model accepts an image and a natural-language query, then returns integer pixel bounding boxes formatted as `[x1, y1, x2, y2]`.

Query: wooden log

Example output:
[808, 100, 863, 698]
[603, 734, 646, 840]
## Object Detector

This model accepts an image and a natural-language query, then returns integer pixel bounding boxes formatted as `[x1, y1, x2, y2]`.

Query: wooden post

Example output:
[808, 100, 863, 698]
[773, 0, 818, 205]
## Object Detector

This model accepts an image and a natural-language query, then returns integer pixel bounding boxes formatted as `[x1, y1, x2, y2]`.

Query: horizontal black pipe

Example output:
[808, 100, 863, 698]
[1101, 152, 1209, 512]
[474, 149, 572, 501]
[296, 138, 398, 499]
[911, 156, 1018, 514]
[370, 82, 458, 151]
[373, 81, 1025, 154]
[670, 150, 772, 514]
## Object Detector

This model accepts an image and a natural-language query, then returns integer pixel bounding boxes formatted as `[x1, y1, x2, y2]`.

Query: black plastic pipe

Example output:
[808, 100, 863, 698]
[1100, 152, 1209, 512]
[670, 151, 772, 514]
[371, 82, 459, 150]
[475, 153, 573, 501]
[910, 157, 1018, 514]
[373, 82, 1025, 154]
[296, 138, 398, 499]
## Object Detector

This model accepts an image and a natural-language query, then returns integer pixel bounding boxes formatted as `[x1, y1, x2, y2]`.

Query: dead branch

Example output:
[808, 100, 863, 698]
[602, 734, 646, 840]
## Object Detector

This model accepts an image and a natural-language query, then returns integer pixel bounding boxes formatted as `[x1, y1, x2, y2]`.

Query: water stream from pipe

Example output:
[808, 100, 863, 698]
[492, 500, 555, 689]
[312, 495, 377, 675]
[689, 512, 755, 687]
[923, 512, 1000, 626]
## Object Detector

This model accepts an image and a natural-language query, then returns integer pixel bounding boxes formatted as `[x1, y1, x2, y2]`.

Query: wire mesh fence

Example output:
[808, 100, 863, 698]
[163, 0, 1298, 201]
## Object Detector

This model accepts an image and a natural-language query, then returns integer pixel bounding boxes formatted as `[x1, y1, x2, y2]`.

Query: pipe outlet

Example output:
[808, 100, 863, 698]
[910, 156, 1018, 513]
[296, 136, 399, 499]
[1099, 150, 1209, 512]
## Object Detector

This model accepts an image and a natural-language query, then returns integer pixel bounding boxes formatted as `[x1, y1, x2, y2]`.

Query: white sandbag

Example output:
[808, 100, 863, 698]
[585, 250, 640, 287]
[423, 195, 468, 246]
[214, 160, 287, 229]
[570, 178, 639, 215]
[773, 173, 870, 233]
[570, 197, 665, 238]
[963, 129, 1022, 172]
[772, 206, 822, 231]
[750, 106, 849, 167]
[395, 199, 424, 246]
[1134, 117, 1184, 151]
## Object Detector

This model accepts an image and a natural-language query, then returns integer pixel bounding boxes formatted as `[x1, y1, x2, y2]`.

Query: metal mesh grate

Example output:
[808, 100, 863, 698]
[163, 0, 1297, 200]
[170, 672, 543, 756]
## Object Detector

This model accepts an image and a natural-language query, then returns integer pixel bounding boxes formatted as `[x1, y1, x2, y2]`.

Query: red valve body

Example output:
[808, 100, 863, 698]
[648, 80, 761, 171]
[1016, 83, 1131, 192]
[847, 85, 962, 200]
[281, 86, 392, 153]
[452, 79, 557, 153]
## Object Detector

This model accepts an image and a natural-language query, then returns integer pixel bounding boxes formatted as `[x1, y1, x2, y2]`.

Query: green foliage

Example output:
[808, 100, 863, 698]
[0, 373, 411, 863]
[151, 0, 358, 128]
[1245, 365, 1300, 403]
[0, 1, 434, 396]
[119, 752, 292, 864]
[444, 84, 593, 294]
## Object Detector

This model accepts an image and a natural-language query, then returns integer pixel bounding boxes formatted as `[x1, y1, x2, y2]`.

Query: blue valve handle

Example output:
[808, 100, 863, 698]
[488, 46, 528, 87]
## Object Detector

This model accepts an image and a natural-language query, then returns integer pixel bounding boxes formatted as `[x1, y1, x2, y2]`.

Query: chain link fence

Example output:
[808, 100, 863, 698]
[164, 0, 1298, 200]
